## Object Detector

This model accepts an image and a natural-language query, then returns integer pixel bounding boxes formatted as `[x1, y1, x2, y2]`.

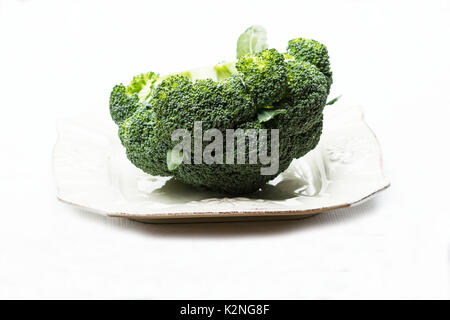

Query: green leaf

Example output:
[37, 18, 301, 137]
[257, 109, 287, 123]
[166, 148, 184, 171]
[236, 25, 268, 59]
[326, 95, 342, 105]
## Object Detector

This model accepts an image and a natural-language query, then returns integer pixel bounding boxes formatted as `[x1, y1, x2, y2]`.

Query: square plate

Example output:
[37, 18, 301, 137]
[53, 104, 389, 223]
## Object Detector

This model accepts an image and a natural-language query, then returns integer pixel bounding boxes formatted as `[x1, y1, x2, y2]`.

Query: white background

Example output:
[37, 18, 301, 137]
[0, 0, 449, 299]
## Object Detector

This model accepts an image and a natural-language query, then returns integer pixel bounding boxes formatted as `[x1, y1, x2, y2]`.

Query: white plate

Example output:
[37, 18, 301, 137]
[53, 104, 389, 223]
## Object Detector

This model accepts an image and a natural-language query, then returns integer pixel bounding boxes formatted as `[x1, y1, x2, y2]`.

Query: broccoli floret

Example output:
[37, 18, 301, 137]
[110, 27, 333, 195]
[109, 72, 159, 125]
[272, 59, 328, 169]
[287, 38, 332, 92]
[235, 48, 287, 106]
[119, 106, 171, 177]
[109, 84, 141, 125]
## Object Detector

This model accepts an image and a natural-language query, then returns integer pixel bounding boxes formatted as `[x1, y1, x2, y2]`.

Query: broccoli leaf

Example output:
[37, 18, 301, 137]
[237, 25, 268, 58]
[326, 95, 342, 105]
[166, 148, 184, 171]
[257, 109, 287, 123]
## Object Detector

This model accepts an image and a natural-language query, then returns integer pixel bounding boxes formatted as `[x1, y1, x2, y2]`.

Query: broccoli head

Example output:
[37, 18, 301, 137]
[109, 27, 332, 195]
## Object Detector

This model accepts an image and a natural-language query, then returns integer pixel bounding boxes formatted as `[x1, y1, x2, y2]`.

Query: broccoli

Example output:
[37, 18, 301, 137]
[287, 38, 332, 92]
[109, 26, 332, 195]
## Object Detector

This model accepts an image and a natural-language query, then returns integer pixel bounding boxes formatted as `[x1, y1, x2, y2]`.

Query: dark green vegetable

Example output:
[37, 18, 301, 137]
[109, 26, 333, 195]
